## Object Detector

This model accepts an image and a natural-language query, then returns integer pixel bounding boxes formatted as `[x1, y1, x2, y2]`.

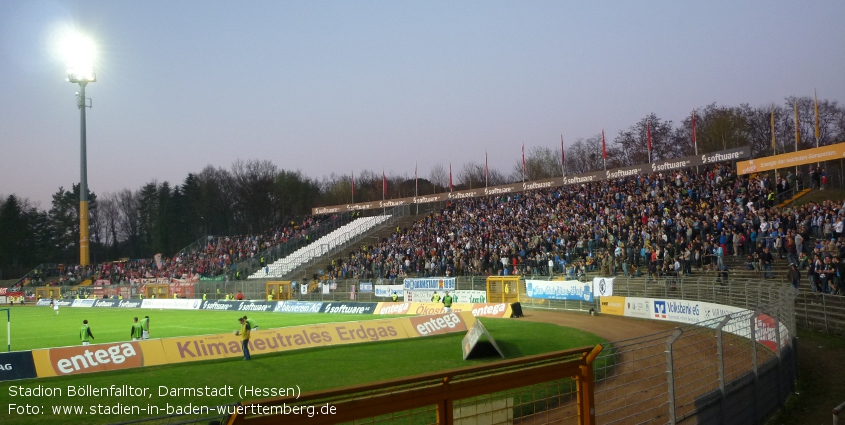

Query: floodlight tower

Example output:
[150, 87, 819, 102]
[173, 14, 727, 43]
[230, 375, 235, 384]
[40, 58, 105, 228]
[64, 32, 96, 266]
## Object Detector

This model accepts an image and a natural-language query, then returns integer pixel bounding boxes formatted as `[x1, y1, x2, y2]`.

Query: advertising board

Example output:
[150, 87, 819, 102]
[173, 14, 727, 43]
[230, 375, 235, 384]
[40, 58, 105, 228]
[462, 320, 504, 360]
[69, 298, 96, 308]
[373, 302, 512, 318]
[374, 284, 404, 298]
[319, 302, 378, 314]
[274, 301, 323, 313]
[598, 296, 625, 316]
[93, 299, 143, 308]
[525, 279, 593, 302]
[403, 277, 456, 291]
[0, 351, 38, 382]
[140, 299, 202, 310]
[32, 342, 144, 377]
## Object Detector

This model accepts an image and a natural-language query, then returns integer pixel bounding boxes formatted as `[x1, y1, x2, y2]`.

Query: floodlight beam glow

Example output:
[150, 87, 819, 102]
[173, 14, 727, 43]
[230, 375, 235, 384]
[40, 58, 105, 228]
[61, 30, 97, 82]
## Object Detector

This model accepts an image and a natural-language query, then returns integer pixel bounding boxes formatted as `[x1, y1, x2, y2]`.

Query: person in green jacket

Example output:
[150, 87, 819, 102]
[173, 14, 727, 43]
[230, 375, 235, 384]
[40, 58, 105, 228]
[391, 292, 398, 302]
[140, 316, 150, 339]
[442, 292, 454, 313]
[131, 317, 143, 341]
[431, 292, 441, 302]
[243, 315, 258, 330]
[80, 320, 94, 346]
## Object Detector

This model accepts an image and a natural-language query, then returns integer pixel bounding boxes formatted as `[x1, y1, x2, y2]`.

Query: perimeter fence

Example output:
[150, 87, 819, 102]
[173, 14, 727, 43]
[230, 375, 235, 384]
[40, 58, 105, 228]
[588, 279, 796, 425]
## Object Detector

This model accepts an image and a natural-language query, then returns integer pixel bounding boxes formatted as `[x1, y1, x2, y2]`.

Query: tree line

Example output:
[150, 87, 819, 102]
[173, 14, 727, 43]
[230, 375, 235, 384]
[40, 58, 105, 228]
[1, 96, 843, 278]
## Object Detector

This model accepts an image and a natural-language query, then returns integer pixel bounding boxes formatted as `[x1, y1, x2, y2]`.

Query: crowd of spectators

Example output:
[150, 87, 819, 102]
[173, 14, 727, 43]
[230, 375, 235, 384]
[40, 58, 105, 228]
[16, 215, 334, 288]
[14, 162, 845, 297]
[328, 163, 845, 295]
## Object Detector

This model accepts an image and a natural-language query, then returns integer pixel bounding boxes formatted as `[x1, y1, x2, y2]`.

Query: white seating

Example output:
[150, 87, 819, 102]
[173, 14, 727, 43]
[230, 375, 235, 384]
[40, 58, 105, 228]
[248, 215, 390, 279]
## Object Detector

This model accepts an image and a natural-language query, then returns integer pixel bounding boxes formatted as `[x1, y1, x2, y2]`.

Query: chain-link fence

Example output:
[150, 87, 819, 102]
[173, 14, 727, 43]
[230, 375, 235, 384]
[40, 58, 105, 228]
[587, 279, 797, 425]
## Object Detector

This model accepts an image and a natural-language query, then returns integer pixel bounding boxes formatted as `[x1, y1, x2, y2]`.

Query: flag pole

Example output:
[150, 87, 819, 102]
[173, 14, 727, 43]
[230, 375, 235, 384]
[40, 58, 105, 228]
[449, 163, 453, 193]
[521, 144, 526, 182]
[795, 100, 800, 177]
[647, 119, 652, 164]
[485, 150, 488, 188]
[560, 135, 565, 177]
[382, 169, 386, 214]
[771, 104, 778, 183]
[692, 109, 698, 173]
[414, 162, 418, 215]
[815, 89, 820, 148]
[601, 129, 607, 171]
[815, 90, 821, 170]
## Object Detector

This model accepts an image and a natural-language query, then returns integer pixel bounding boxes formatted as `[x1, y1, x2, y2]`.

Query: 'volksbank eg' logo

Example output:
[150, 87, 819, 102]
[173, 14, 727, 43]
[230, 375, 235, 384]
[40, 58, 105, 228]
[653, 301, 667, 318]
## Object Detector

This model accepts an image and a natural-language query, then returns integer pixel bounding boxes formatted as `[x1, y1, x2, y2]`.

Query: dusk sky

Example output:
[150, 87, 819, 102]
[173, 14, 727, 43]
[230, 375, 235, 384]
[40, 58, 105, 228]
[1, 1, 844, 208]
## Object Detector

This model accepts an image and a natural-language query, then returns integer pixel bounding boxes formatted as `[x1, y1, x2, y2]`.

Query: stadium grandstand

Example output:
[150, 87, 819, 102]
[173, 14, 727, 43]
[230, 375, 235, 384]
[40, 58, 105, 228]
[8, 161, 845, 297]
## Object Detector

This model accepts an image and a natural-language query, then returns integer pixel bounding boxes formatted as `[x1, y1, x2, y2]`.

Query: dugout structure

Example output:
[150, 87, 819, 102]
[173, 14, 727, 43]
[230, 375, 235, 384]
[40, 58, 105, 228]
[145, 284, 171, 298]
[265, 281, 293, 300]
[34, 286, 62, 301]
[485, 276, 524, 304]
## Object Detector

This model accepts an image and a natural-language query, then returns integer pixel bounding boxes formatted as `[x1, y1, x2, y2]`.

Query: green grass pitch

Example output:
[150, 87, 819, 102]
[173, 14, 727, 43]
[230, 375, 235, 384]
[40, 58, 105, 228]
[0, 305, 605, 425]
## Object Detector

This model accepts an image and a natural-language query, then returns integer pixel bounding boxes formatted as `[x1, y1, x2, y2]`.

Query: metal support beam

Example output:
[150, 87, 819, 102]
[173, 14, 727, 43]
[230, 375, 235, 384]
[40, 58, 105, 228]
[666, 328, 683, 425]
[715, 315, 731, 425]
[750, 309, 761, 378]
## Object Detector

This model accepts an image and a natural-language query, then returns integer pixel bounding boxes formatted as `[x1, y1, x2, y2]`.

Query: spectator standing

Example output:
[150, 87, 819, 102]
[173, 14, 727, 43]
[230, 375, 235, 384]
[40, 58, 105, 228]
[442, 292, 453, 313]
[243, 315, 258, 330]
[131, 317, 143, 341]
[140, 316, 150, 339]
[237, 317, 251, 360]
[80, 320, 94, 345]
[761, 247, 774, 279]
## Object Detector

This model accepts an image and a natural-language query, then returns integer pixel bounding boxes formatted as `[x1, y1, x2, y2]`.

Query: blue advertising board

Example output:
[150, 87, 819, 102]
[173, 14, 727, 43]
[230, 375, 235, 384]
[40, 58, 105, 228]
[274, 301, 323, 313]
[0, 351, 37, 382]
[525, 279, 593, 302]
[403, 278, 456, 291]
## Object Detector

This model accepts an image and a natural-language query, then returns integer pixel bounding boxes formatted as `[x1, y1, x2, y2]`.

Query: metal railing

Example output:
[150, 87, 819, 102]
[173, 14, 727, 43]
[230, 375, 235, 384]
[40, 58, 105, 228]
[795, 291, 845, 335]
[227, 345, 603, 425]
[834, 401, 845, 425]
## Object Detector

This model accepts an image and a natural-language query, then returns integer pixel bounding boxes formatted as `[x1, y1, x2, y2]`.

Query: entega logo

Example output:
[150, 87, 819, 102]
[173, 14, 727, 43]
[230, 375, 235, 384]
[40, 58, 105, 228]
[378, 303, 410, 314]
[409, 313, 467, 336]
[50, 342, 143, 375]
[470, 303, 507, 317]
